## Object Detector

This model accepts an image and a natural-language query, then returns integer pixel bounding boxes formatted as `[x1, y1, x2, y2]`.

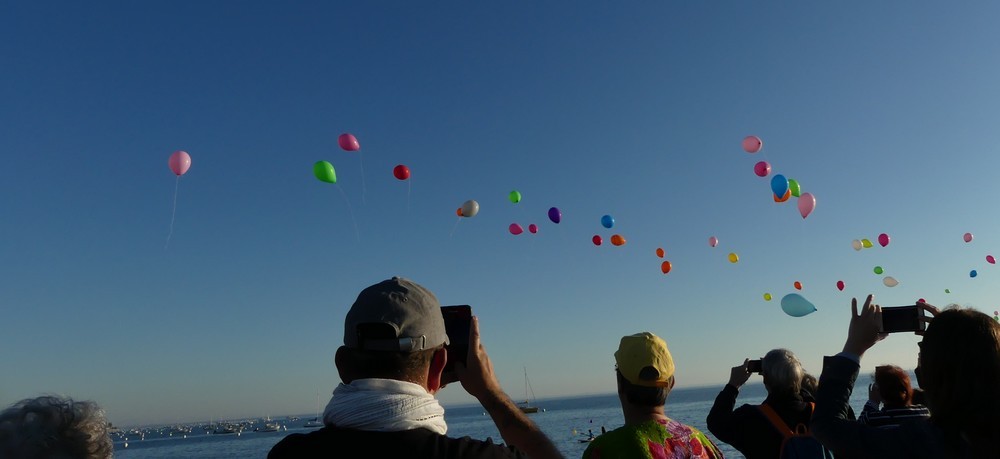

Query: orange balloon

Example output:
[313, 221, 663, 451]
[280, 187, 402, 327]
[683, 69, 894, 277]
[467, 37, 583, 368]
[794, 281, 802, 290]
[456, 207, 463, 217]
[655, 248, 665, 258]
[611, 234, 626, 246]
[774, 189, 791, 202]
[661, 261, 672, 274]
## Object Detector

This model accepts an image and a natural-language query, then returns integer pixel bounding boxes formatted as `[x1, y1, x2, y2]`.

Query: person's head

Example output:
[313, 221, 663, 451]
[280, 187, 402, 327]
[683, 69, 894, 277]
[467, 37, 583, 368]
[335, 277, 450, 391]
[0, 395, 113, 459]
[872, 364, 913, 408]
[614, 332, 675, 407]
[761, 348, 803, 397]
[917, 307, 1000, 441]
[800, 372, 818, 397]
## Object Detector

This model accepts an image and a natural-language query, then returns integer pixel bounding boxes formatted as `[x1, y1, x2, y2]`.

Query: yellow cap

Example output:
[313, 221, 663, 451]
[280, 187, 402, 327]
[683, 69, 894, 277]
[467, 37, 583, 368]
[614, 332, 675, 387]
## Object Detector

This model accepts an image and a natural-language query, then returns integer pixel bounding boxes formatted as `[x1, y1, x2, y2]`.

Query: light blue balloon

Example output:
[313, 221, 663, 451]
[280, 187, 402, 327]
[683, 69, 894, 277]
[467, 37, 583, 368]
[601, 215, 615, 229]
[770, 174, 789, 198]
[780, 293, 817, 317]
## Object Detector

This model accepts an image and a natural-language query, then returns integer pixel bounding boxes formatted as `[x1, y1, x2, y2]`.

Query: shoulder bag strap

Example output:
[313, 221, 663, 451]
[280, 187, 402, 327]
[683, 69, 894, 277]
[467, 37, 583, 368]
[757, 403, 793, 440]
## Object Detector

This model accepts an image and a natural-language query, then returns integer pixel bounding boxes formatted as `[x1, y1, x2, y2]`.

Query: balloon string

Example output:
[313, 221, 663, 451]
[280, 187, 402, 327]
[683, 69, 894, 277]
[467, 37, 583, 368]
[449, 217, 461, 238]
[359, 155, 367, 205]
[337, 184, 361, 242]
[165, 176, 180, 250]
[406, 179, 411, 214]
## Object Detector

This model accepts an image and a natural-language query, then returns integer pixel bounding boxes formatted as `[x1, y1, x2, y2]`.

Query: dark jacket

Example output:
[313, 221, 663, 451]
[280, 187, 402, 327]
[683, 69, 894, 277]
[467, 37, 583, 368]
[268, 426, 528, 459]
[706, 384, 814, 459]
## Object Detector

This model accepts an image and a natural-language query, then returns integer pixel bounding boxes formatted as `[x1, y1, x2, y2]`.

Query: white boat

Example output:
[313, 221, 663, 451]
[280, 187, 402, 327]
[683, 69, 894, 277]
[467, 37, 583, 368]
[518, 366, 540, 414]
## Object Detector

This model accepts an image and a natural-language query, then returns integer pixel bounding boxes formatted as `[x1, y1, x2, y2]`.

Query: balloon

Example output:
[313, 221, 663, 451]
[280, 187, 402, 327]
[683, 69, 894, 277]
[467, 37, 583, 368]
[313, 160, 337, 183]
[995, 310, 998, 316]
[338, 133, 360, 151]
[509, 190, 521, 204]
[461, 200, 479, 218]
[660, 261, 672, 274]
[656, 248, 664, 258]
[592, 235, 603, 246]
[456, 207, 463, 217]
[988, 255, 996, 264]
[883, 276, 899, 287]
[970, 270, 978, 278]
[873, 266, 883, 275]
[742, 135, 763, 153]
[168, 150, 192, 176]
[509, 223, 524, 235]
[709, 236, 719, 247]
[797, 192, 816, 219]
[770, 174, 789, 199]
[780, 293, 817, 317]
[788, 179, 801, 198]
[794, 281, 802, 290]
[753, 161, 771, 177]
[601, 215, 615, 229]
[878, 233, 890, 247]
[919, 299, 926, 304]
[861, 239, 873, 248]
[851, 240, 863, 251]
[964, 232, 974, 243]
[728, 252, 739, 263]
[611, 234, 626, 246]
[763, 293, 772, 301]
[548, 207, 562, 224]
[773, 189, 791, 202]
[836, 280, 845, 291]
[945, 289, 951, 293]
[392, 164, 410, 180]
[528, 224, 538, 234]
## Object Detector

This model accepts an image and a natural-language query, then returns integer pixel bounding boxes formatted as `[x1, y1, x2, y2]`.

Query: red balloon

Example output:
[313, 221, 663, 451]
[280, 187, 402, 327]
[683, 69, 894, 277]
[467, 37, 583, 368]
[392, 164, 410, 180]
[338, 133, 360, 151]
[988, 255, 996, 264]
[836, 280, 845, 291]
[794, 281, 803, 290]
[877, 233, 890, 247]
[660, 261, 672, 274]
[509, 223, 524, 235]
[655, 248, 664, 258]
[753, 161, 771, 177]
[528, 224, 538, 234]
[592, 235, 602, 246]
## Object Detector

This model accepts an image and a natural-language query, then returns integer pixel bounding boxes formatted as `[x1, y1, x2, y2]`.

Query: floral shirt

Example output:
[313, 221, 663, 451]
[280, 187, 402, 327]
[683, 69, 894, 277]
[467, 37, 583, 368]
[582, 418, 724, 459]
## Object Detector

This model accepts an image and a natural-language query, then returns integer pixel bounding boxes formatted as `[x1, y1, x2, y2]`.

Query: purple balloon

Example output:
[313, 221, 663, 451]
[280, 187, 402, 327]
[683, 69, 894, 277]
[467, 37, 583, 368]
[547, 207, 561, 224]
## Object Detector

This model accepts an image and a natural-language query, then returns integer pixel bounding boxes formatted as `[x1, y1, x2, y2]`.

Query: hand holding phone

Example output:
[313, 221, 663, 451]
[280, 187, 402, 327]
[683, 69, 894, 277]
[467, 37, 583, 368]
[880, 305, 926, 333]
[746, 359, 763, 374]
[441, 305, 472, 385]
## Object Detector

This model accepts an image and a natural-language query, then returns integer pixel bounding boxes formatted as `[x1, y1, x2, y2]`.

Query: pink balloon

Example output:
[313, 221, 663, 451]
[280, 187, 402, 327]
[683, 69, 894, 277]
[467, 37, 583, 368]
[708, 236, 719, 247]
[798, 192, 816, 219]
[988, 255, 996, 264]
[742, 135, 762, 153]
[753, 161, 771, 177]
[168, 150, 192, 176]
[878, 233, 890, 247]
[338, 133, 360, 151]
[836, 280, 845, 291]
[528, 224, 538, 234]
[509, 223, 524, 235]
[964, 232, 973, 243]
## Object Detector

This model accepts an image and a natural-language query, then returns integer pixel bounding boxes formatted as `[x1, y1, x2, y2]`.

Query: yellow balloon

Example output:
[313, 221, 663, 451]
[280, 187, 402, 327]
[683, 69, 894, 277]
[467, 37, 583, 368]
[764, 293, 772, 301]
[861, 238, 873, 248]
[728, 252, 739, 263]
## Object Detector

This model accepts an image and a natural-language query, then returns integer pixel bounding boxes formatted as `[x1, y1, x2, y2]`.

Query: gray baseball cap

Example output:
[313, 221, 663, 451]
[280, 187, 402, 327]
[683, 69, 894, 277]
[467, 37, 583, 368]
[343, 277, 449, 352]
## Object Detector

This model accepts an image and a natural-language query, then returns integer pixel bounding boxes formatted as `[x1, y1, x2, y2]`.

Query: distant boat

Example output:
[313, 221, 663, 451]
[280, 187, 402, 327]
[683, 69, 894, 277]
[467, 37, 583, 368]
[213, 424, 239, 435]
[303, 390, 324, 428]
[518, 366, 540, 414]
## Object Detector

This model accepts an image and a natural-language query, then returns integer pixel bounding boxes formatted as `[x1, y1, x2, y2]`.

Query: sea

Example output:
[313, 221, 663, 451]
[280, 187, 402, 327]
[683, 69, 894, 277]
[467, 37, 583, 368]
[112, 383, 872, 458]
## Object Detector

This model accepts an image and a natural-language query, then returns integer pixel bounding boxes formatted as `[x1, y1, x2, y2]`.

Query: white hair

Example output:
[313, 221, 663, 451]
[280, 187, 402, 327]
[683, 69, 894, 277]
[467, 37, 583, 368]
[0, 395, 113, 459]
[762, 348, 804, 396]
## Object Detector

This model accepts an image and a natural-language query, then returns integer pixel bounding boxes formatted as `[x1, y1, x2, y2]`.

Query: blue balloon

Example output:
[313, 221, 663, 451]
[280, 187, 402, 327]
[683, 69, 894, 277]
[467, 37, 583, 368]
[780, 293, 817, 317]
[971, 270, 978, 278]
[601, 215, 615, 229]
[548, 207, 562, 224]
[770, 174, 789, 199]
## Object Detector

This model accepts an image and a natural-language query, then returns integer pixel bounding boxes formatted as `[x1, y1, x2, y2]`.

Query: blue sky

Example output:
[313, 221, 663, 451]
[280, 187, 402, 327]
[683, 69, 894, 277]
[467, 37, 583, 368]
[4, 1, 1000, 427]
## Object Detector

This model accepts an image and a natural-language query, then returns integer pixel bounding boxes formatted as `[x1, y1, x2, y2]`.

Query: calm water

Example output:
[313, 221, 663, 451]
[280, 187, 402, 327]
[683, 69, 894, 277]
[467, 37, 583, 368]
[113, 383, 871, 458]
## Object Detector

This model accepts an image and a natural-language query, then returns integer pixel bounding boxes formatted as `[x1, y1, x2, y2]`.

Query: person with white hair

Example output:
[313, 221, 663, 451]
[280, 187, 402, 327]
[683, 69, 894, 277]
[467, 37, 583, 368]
[0, 394, 113, 459]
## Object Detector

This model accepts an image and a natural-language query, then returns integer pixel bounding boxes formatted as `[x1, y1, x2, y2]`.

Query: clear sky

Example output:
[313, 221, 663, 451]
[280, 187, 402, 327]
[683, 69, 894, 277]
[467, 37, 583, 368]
[4, 1, 1000, 427]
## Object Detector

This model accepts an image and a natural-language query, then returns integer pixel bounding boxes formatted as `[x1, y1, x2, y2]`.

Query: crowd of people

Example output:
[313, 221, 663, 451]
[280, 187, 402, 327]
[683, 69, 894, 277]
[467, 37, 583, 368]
[5, 277, 1000, 458]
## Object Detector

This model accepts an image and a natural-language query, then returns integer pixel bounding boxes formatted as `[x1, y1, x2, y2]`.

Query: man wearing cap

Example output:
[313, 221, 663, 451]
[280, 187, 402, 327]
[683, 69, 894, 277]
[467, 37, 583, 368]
[582, 332, 723, 459]
[268, 277, 563, 459]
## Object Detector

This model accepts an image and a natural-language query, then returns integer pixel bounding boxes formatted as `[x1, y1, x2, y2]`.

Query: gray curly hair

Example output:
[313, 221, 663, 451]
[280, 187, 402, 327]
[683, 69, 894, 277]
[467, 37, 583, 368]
[0, 395, 113, 459]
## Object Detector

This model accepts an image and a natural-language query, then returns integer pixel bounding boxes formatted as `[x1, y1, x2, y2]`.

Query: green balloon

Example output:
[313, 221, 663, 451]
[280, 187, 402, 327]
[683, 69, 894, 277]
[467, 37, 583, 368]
[313, 161, 337, 184]
[788, 179, 801, 198]
[873, 266, 883, 275]
[509, 190, 521, 204]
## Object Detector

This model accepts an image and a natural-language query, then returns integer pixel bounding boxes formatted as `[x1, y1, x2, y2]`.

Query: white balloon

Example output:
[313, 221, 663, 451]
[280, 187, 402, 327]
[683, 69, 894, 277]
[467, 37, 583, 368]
[883, 276, 899, 287]
[461, 199, 479, 218]
[851, 239, 863, 251]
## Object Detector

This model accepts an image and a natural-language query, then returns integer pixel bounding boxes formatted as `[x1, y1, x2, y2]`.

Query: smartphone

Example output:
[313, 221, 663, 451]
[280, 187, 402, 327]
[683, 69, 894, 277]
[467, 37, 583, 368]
[880, 305, 925, 333]
[747, 359, 763, 374]
[441, 305, 472, 373]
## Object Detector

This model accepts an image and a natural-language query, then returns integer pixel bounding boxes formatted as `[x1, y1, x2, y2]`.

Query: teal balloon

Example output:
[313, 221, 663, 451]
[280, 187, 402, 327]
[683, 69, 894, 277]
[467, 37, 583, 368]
[313, 161, 337, 184]
[780, 293, 817, 317]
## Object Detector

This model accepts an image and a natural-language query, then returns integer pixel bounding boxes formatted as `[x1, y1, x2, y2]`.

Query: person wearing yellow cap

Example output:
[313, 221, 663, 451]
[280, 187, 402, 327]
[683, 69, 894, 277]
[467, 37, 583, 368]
[582, 332, 723, 459]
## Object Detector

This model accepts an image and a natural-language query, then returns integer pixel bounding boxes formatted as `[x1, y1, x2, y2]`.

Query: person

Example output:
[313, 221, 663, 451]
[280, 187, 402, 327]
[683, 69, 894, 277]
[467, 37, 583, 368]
[706, 349, 818, 458]
[268, 276, 563, 459]
[811, 294, 1000, 458]
[800, 372, 819, 401]
[0, 394, 113, 459]
[582, 332, 722, 459]
[857, 364, 929, 427]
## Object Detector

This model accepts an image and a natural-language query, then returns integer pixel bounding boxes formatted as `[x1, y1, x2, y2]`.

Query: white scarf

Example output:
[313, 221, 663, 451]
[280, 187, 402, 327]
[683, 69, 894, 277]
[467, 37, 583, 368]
[322, 379, 448, 435]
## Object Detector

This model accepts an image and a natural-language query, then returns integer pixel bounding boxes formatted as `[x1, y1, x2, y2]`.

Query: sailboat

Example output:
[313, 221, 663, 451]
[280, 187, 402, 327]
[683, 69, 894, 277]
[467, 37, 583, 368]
[518, 366, 540, 414]
[303, 390, 324, 428]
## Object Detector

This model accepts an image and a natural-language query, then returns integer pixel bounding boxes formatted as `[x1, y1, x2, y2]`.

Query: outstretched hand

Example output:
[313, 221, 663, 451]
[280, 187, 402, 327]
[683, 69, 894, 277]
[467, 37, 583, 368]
[728, 359, 752, 389]
[843, 294, 886, 357]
